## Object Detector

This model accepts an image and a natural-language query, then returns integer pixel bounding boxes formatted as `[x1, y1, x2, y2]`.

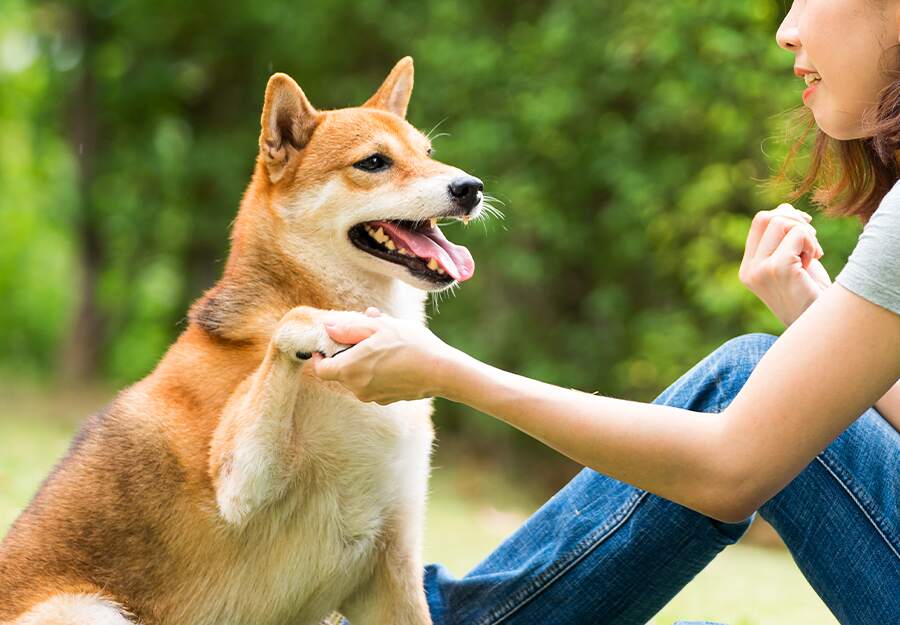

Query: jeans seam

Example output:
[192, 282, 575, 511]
[814, 453, 900, 561]
[478, 490, 650, 625]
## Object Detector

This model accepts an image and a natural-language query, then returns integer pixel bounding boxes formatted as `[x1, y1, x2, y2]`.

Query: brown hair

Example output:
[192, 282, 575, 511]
[779, 79, 900, 224]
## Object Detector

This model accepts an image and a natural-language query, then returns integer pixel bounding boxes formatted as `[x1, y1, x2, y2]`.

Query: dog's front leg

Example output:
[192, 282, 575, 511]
[208, 306, 345, 527]
[340, 519, 432, 625]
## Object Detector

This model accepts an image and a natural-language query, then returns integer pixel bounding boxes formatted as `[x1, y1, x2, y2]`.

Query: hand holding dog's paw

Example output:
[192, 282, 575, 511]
[273, 306, 351, 363]
[311, 310, 457, 404]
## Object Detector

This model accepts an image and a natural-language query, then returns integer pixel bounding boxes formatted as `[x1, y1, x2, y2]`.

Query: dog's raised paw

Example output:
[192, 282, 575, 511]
[273, 308, 349, 362]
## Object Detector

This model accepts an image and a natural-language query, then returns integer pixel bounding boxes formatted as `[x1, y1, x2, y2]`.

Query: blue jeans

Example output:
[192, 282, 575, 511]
[343, 334, 900, 624]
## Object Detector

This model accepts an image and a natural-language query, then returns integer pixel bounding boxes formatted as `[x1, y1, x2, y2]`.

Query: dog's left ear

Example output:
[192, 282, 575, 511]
[363, 57, 414, 118]
[259, 73, 319, 183]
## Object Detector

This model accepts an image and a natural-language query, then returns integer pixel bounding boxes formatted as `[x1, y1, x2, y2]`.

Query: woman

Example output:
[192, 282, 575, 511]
[314, 2, 900, 624]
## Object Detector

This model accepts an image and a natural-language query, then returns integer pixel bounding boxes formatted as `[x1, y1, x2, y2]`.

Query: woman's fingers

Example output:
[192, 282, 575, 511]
[744, 211, 772, 260]
[312, 351, 343, 381]
[321, 312, 382, 345]
[772, 202, 812, 223]
[740, 203, 827, 326]
[745, 204, 812, 260]
[806, 258, 833, 289]
[323, 322, 378, 345]
[772, 223, 820, 271]
[754, 214, 815, 260]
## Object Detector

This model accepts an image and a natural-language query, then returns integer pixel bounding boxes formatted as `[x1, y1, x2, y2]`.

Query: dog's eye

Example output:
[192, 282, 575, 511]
[353, 154, 391, 172]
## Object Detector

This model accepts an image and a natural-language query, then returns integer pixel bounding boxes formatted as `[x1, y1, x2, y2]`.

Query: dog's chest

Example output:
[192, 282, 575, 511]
[182, 389, 433, 625]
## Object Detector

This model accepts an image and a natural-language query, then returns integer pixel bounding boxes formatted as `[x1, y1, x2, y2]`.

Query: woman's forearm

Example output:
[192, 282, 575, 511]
[438, 349, 745, 521]
[435, 286, 900, 524]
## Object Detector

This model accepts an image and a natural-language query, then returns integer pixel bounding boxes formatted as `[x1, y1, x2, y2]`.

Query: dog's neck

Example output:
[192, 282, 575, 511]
[188, 211, 427, 344]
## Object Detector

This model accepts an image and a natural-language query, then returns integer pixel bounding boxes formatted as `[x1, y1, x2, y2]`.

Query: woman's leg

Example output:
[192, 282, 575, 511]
[759, 406, 900, 624]
[421, 334, 777, 625]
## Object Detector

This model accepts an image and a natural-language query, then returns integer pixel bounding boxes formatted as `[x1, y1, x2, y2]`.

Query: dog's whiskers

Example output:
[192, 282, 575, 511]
[425, 118, 449, 142]
[428, 280, 461, 313]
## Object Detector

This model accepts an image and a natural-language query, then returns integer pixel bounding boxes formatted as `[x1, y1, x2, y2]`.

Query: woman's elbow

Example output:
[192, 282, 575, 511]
[693, 417, 777, 523]
[695, 462, 767, 524]
[702, 498, 759, 525]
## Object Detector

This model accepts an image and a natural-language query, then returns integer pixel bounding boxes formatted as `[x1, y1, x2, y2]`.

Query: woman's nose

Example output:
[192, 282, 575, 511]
[776, 6, 801, 51]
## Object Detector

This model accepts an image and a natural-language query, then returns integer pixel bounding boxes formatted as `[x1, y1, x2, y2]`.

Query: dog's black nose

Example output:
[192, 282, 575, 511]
[448, 176, 484, 211]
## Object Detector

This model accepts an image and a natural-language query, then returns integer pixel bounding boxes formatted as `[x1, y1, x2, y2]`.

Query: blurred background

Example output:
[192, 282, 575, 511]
[0, 1, 859, 623]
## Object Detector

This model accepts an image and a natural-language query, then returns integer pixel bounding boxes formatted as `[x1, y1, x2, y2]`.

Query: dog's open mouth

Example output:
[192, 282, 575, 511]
[348, 218, 475, 284]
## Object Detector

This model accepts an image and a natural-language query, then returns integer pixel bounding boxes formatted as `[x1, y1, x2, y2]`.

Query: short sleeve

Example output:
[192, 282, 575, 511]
[835, 181, 900, 316]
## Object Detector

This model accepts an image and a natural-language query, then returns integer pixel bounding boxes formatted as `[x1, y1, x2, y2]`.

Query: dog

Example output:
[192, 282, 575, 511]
[0, 57, 483, 625]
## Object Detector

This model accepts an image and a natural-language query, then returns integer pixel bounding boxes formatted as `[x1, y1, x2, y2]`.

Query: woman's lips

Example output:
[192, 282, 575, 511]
[802, 72, 821, 103]
[803, 82, 818, 102]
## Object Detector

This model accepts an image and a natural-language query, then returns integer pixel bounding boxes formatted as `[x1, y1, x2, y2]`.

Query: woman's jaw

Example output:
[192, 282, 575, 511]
[777, 0, 900, 141]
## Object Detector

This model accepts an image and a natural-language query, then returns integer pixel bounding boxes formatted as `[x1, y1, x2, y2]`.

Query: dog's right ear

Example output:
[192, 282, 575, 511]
[259, 73, 319, 183]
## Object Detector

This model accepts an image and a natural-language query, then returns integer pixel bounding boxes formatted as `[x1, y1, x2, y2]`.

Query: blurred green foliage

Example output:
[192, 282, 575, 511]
[0, 1, 862, 449]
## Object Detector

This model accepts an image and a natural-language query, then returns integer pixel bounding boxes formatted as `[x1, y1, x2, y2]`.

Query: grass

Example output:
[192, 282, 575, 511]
[0, 385, 837, 625]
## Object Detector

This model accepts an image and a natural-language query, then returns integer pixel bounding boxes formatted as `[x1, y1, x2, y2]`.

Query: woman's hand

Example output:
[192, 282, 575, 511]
[738, 203, 832, 327]
[311, 307, 457, 404]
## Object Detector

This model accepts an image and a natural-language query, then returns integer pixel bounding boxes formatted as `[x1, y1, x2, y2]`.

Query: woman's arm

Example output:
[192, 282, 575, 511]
[436, 284, 900, 521]
[314, 284, 900, 522]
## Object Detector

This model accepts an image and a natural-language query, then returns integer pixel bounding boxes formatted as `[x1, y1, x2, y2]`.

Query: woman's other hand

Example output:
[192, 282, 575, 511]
[739, 203, 832, 326]
[311, 307, 457, 404]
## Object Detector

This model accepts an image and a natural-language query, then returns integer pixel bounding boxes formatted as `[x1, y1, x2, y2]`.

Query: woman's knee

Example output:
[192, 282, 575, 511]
[713, 332, 777, 368]
[655, 333, 777, 412]
[706, 333, 777, 394]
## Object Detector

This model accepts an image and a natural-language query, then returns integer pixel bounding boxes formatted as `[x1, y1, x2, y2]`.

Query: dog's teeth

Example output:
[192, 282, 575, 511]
[463, 216, 470, 225]
[427, 259, 439, 271]
[397, 248, 409, 256]
[385, 240, 396, 251]
[430, 218, 437, 228]
[436, 268, 445, 275]
[374, 227, 387, 243]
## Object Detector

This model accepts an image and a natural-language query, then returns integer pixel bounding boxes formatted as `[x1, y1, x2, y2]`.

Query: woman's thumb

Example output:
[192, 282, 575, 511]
[312, 352, 340, 381]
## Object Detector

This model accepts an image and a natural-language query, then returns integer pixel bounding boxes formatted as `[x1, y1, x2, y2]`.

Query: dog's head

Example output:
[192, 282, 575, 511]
[254, 58, 483, 292]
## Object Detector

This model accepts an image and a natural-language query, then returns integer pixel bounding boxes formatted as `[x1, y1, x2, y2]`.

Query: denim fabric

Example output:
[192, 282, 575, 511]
[338, 333, 900, 625]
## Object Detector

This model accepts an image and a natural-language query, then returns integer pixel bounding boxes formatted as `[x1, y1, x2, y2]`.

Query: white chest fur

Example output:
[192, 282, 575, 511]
[179, 384, 434, 625]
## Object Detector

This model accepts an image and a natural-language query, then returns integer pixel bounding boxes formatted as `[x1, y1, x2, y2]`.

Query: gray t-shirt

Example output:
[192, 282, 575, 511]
[835, 181, 900, 316]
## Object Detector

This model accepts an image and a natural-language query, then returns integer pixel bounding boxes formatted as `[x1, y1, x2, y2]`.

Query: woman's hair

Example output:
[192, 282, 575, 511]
[780, 77, 900, 224]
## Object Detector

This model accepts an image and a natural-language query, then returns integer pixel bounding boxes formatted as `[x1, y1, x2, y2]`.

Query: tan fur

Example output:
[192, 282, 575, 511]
[0, 58, 481, 625]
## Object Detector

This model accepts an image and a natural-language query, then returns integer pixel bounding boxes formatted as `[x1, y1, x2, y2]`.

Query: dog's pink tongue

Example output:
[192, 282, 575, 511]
[374, 221, 475, 282]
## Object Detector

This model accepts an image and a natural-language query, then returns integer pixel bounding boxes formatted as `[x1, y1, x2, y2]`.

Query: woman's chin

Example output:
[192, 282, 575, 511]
[811, 103, 871, 141]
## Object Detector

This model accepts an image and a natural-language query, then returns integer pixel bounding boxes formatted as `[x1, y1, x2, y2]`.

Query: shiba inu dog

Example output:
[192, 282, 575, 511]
[0, 57, 484, 625]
